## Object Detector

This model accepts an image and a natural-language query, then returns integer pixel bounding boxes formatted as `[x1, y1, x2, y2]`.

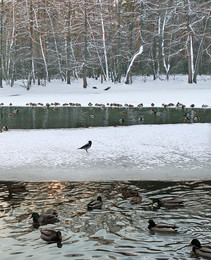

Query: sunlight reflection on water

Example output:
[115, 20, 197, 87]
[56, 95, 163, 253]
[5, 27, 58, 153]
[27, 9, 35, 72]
[0, 180, 211, 259]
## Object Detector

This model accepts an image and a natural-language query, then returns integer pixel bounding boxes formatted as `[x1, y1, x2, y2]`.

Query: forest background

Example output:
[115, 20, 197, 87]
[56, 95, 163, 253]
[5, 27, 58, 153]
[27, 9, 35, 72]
[0, 0, 210, 89]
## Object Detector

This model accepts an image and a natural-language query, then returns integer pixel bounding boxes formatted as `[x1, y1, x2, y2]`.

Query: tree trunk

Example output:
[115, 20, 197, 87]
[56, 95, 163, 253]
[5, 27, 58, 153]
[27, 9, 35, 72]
[83, 63, 87, 88]
[33, 5, 48, 85]
[27, 0, 34, 90]
[193, 15, 209, 83]
[83, 0, 88, 88]
[99, 0, 108, 81]
[116, 1, 122, 83]
[27, 71, 32, 90]
[0, 0, 3, 88]
[161, 11, 170, 81]
[187, 34, 193, 83]
[66, 0, 71, 84]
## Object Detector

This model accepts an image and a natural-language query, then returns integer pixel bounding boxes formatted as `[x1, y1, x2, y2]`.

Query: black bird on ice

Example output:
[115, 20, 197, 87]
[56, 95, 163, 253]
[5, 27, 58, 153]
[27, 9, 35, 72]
[78, 141, 92, 152]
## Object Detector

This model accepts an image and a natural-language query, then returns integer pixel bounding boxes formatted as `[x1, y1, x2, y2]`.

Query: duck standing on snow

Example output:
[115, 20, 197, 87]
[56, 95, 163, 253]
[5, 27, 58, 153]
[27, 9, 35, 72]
[148, 219, 178, 232]
[87, 196, 103, 210]
[188, 239, 211, 259]
[2, 126, 8, 131]
[78, 141, 92, 153]
[31, 212, 59, 225]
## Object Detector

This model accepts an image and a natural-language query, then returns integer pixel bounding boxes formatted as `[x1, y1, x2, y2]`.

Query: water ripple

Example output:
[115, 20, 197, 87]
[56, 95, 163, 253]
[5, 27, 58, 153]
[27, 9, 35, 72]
[0, 180, 210, 259]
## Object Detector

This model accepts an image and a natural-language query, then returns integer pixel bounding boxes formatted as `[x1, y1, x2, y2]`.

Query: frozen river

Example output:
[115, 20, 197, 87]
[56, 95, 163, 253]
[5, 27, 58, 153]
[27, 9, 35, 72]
[0, 124, 210, 181]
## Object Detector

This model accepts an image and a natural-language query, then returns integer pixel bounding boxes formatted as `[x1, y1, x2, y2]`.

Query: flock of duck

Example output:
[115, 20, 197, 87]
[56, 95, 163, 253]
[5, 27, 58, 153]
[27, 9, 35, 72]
[6, 184, 211, 258]
[1, 100, 209, 108]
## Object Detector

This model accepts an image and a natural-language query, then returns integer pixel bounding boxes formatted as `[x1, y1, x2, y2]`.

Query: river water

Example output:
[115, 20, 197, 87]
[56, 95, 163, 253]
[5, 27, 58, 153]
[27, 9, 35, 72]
[0, 180, 210, 259]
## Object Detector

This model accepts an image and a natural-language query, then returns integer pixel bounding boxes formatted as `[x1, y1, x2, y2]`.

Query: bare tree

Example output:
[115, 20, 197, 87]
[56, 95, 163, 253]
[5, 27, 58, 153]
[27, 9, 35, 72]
[0, 0, 210, 87]
[0, 0, 4, 88]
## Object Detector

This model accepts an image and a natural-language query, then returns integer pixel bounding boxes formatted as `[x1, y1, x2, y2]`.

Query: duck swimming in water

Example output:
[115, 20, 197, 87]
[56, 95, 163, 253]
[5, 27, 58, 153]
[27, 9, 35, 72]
[40, 229, 62, 242]
[122, 187, 139, 199]
[32, 212, 59, 225]
[151, 198, 184, 208]
[87, 196, 103, 210]
[130, 194, 142, 204]
[7, 184, 26, 193]
[188, 239, 211, 259]
[148, 219, 178, 232]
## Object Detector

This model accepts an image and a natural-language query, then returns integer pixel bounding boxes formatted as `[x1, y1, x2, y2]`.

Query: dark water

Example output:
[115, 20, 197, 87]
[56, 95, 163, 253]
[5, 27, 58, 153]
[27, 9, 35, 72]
[0, 180, 210, 259]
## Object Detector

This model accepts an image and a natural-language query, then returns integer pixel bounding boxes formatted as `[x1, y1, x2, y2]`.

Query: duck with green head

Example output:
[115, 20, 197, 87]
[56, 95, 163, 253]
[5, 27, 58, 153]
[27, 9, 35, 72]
[87, 196, 103, 210]
[151, 198, 183, 208]
[188, 239, 211, 259]
[31, 212, 59, 225]
[148, 219, 178, 232]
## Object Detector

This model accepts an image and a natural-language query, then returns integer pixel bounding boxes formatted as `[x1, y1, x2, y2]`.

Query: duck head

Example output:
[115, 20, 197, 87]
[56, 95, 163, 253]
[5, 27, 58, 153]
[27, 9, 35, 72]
[56, 231, 62, 241]
[97, 196, 102, 202]
[31, 213, 40, 222]
[189, 239, 201, 248]
[148, 219, 156, 227]
[151, 198, 162, 206]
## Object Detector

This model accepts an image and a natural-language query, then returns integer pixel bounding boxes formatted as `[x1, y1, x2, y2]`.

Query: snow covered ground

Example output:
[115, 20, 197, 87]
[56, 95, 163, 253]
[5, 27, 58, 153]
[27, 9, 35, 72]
[0, 124, 210, 181]
[0, 75, 210, 181]
[0, 75, 211, 107]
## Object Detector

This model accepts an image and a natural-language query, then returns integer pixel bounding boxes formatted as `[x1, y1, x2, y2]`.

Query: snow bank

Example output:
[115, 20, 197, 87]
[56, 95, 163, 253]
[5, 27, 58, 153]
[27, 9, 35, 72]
[0, 75, 210, 107]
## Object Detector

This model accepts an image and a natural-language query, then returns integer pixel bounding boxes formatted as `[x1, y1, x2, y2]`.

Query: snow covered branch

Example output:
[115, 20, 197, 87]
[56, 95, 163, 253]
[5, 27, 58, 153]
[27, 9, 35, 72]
[125, 46, 143, 84]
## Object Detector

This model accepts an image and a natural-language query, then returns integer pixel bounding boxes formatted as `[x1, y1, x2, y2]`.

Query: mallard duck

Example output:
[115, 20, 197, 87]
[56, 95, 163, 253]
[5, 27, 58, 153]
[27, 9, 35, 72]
[188, 239, 211, 259]
[151, 198, 183, 207]
[148, 219, 178, 232]
[40, 229, 62, 242]
[122, 187, 139, 199]
[7, 184, 26, 193]
[32, 212, 59, 225]
[130, 194, 142, 204]
[87, 196, 103, 210]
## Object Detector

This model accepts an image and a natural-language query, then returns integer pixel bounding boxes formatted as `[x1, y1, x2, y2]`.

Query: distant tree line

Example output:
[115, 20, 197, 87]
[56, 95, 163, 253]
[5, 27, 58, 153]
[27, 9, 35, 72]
[0, 0, 210, 88]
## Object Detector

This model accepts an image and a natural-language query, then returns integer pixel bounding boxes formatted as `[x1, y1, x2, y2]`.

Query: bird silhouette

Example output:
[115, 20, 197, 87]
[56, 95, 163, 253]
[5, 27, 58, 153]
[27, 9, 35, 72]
[104, 87, 111, 91]
[78, 141, 92, 152]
